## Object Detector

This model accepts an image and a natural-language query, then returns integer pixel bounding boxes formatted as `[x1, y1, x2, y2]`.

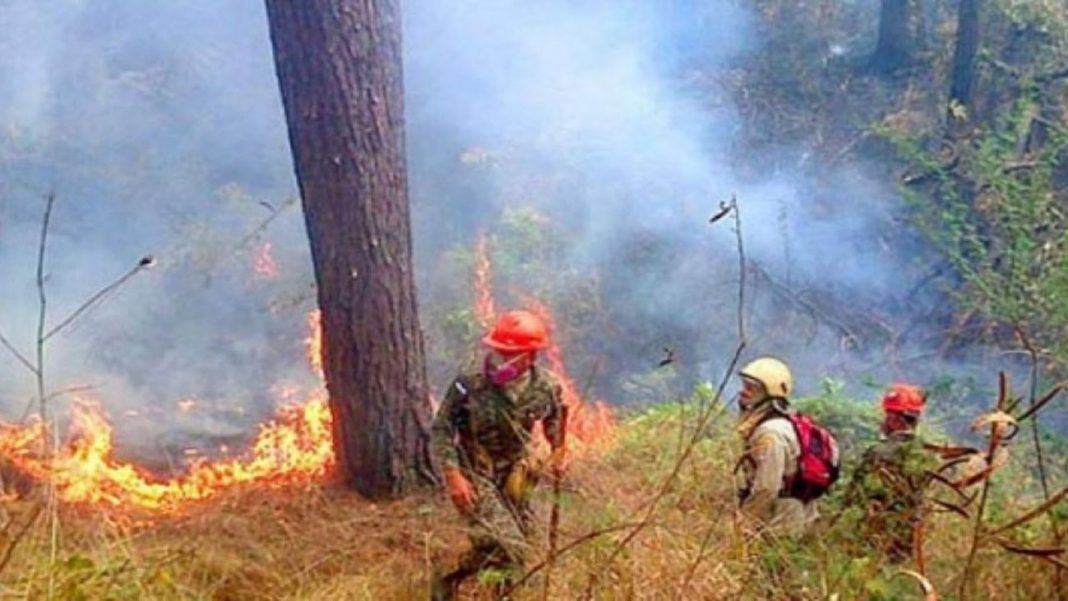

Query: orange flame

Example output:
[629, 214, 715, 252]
[0, 313, 333, 512]
[525, 301, 616, 444]
[470, 236, 615, 444]
[306, 310, 323, 378]
[253, 242, 279, 280]
[474, 233, 497, 329]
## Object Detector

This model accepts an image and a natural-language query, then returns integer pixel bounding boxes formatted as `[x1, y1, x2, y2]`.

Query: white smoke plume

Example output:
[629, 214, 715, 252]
[0, 0, 1023, 459]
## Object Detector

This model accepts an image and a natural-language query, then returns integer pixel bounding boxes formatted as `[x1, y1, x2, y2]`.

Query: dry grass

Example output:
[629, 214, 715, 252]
[0, 400, 1065, 600]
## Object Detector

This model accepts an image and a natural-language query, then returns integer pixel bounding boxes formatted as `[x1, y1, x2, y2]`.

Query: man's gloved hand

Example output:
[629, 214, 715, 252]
[444, 467, 477, 513]
[549, 445, 567, 478]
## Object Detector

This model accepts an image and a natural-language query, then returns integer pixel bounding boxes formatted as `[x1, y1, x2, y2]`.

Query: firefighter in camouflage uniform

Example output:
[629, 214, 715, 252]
[845, 383, 935, 562]
[431, 310, 567, 600]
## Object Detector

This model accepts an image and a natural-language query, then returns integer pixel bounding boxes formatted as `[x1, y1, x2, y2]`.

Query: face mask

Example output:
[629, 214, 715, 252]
[484, 352, 533, 386]
[881, 412, 913, 435]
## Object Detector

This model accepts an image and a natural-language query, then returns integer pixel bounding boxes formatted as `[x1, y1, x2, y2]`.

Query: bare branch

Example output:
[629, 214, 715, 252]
[990, 536, 1067, 564]
[32, 193, 60, 599]
[34, 193, 55, 445]
[961, 372, 1013, 600]
[0, 328, 37, 376]
[43, 256, 155, 341]
[236, 197, 298, 251]
[992, 482, 1068, 536]
[1015, 382, 1066, 423]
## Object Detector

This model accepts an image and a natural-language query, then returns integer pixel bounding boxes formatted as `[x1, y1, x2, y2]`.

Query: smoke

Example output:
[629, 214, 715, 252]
[0, 1, 312, 460]
[403, 0, 992, 404]
[0, 0, 1028, 459]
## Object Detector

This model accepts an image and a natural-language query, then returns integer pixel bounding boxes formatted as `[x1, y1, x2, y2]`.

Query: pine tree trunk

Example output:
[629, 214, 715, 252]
[264, 0, 434, 498]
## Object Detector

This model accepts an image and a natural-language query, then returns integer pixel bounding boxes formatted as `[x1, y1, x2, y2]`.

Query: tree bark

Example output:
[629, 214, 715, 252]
[264, 0, 434, 498]
[948, 0, 982, 135]
[871, 0, 913, 73]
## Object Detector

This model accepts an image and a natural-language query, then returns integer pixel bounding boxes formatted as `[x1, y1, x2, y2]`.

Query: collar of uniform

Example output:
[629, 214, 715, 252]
[499, 366, 536, 404]
[737, 403, 782, 440]
[881, 429, 916, 443]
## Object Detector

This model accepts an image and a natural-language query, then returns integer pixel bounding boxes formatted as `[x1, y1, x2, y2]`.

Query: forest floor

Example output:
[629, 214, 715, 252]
[0, 400, 1063, 600]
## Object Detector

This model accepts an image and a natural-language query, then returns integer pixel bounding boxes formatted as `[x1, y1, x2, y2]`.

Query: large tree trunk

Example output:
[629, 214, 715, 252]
[264, 0, 433, 498]
[870, 0, 913, 73]
[948, 0, 981, 135]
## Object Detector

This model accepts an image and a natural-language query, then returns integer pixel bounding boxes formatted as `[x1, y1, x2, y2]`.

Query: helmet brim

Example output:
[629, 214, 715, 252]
[883, 405, 923, 417]
[482, 335, 545, 353]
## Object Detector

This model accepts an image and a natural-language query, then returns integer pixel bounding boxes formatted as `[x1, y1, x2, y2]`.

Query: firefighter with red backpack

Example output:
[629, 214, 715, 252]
[735, 357, 840, 537]
[843, 383, 935, 562]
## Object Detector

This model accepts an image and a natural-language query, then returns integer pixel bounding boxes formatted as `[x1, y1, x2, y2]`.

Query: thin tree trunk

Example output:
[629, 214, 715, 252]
[871, 0, 912, 73]
[264, 0, 434, 498]
[948, 0, 981, 135]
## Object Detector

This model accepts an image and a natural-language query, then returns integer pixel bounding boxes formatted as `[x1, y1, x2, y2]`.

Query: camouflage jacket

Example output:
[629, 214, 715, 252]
[432, 365, 565, 482]
[846, 431, 935, 558]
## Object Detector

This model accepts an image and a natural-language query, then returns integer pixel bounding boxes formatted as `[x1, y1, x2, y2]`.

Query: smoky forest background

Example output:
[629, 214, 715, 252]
[1, 0, 1068, 599]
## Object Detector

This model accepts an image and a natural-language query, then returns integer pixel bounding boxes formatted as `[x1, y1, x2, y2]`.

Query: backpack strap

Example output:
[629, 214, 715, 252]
[449, 373, 490, 469]
[782, 413, 804, 498]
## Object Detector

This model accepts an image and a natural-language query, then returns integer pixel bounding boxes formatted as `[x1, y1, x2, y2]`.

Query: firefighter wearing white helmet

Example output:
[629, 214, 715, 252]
[735, 356, 820, 537]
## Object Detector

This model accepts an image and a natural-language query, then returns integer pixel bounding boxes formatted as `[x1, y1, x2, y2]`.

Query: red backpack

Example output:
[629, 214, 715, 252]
[784, 412, 841, 502]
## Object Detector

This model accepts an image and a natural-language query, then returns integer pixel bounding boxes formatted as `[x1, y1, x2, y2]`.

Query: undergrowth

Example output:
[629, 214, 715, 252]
[1, 383, 1065, 599]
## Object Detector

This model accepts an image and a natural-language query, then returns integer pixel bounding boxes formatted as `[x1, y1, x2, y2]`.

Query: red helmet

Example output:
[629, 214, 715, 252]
[882, 383, 926, 416]
[482, 310, 549, 352]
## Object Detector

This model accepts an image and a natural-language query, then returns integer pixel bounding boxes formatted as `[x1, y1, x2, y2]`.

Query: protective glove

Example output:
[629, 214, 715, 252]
[444, 467, 476, 514]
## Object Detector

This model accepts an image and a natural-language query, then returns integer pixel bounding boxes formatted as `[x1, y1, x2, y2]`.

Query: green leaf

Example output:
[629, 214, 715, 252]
[64, 554, 95, 572]
[864, 577, 891, 598]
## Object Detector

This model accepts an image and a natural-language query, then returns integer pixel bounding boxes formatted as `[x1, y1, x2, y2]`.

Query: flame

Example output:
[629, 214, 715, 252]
[0, 313, 333, 512]
[470, 236, 615, 444]
[0, 230, 614, 512]
[306, 310, 323, 378]
[177, 399, 197, 414]
[474, 233, 497, 329]
[253, 242, 279, 280]
[525, 301, 616, 444]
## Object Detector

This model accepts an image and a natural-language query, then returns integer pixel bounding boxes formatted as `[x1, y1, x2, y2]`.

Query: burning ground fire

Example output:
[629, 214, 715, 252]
[0, 313, 332, 512]
[0, 235, 610, 513]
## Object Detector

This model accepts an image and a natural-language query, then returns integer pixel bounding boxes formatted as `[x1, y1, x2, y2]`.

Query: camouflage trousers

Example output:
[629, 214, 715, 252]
[455, 471, 533, 579]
